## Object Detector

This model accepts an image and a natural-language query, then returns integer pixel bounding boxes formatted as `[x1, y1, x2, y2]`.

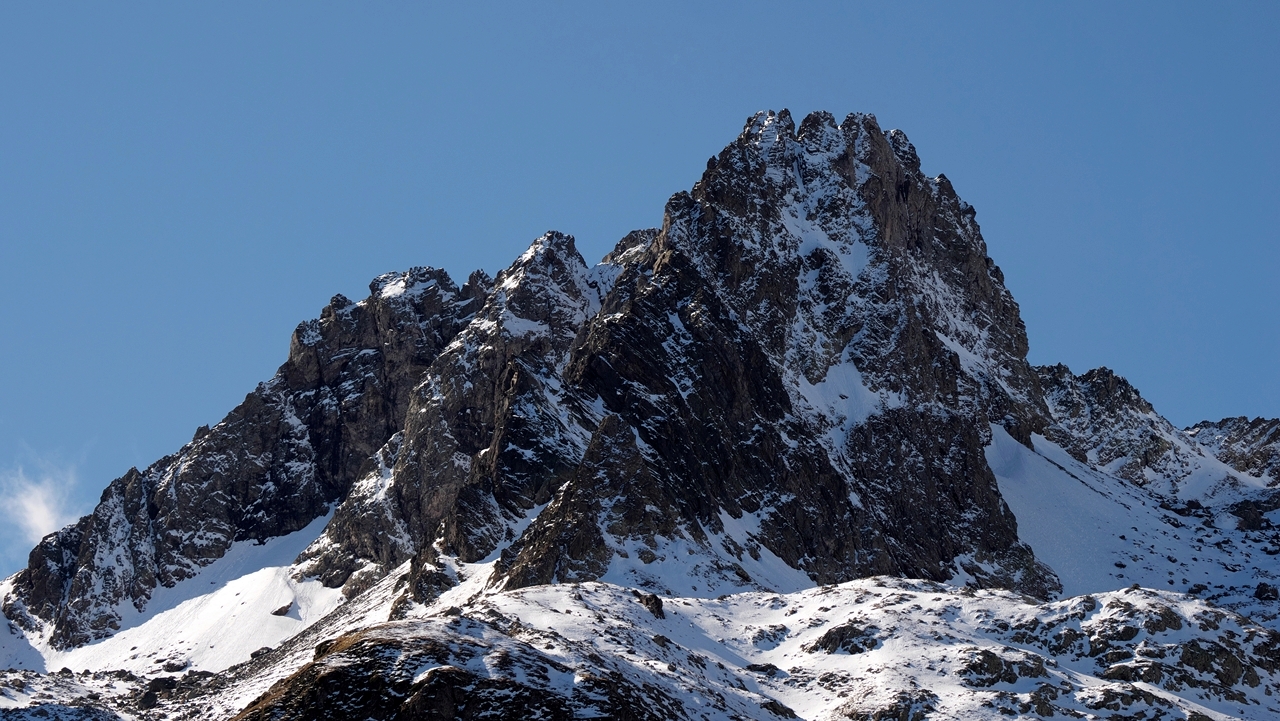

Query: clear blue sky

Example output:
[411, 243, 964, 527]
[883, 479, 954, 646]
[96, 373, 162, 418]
[1, 2, 1277, 574]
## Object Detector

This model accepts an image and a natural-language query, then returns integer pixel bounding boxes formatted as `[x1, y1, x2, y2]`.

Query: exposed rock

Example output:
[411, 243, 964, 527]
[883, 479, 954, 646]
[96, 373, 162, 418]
[833, 689, 938, 720]
[460, 110, 1057, 599]
[633, 590, 665, 619]
[1258, 582, 1280, 601]
[804, 620, 878, 654]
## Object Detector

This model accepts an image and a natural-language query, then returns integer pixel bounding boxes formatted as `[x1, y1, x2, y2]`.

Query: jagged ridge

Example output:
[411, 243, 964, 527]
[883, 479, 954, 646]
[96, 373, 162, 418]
[1, 109, 1277, 721]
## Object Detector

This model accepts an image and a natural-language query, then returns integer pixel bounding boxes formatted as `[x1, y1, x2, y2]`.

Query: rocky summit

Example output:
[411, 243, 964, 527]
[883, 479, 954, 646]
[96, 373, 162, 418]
[0, 110, 1277, 720]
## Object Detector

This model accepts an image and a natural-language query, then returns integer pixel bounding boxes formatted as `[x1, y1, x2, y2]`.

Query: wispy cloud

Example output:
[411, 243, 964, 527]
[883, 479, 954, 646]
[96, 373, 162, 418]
[0, 463, 82, 546]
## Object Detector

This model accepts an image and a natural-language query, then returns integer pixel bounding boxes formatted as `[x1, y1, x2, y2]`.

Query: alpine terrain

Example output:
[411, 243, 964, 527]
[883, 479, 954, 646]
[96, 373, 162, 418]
[1, 110, 1278, 720]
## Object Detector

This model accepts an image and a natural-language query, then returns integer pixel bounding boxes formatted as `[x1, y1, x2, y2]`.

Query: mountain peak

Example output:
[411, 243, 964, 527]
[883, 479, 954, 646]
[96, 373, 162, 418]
[741, 108, 795, 146]
[511, 229, 579, 267]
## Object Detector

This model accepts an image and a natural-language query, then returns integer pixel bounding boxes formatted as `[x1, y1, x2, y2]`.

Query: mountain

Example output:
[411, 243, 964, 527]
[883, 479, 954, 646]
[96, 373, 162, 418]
[1189, 417, 1280, 488]
[0, 110, 1277, 720]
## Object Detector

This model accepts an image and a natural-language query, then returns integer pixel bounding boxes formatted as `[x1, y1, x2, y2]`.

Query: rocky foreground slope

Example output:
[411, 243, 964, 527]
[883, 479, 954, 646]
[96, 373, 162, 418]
[0, 110, 1277, 720]
[10, 577, 1280, 721]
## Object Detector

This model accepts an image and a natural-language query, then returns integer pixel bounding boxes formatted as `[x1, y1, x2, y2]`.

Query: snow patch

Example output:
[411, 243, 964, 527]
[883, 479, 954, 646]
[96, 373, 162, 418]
[1, 514, 342, 674]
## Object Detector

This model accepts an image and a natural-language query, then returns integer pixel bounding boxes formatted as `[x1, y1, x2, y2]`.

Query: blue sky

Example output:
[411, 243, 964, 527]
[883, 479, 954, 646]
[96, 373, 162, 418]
[1, 2, 1277, 574]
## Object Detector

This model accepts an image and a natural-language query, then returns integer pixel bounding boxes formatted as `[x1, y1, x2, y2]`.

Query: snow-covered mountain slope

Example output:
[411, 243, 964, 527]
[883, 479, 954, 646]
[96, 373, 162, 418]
[0, 515, 342, 676]
[1190, 417, 1280, 486]
[8, 366, 1276, 720]
[990, 426, 1280, 625]
[9, 570, 1280, 720]
[184, 578, 1280, 721]
[1036, 364, 1270, 500]
[0, 109, 1276, 720]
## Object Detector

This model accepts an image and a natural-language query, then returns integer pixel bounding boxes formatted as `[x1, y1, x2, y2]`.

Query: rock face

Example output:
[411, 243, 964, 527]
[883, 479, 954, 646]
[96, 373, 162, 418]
[290, 109, 1061, 605]
[293, 230, 617, 596]
[547, 110, 1051, 592]
[4, 268, 485, 648]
